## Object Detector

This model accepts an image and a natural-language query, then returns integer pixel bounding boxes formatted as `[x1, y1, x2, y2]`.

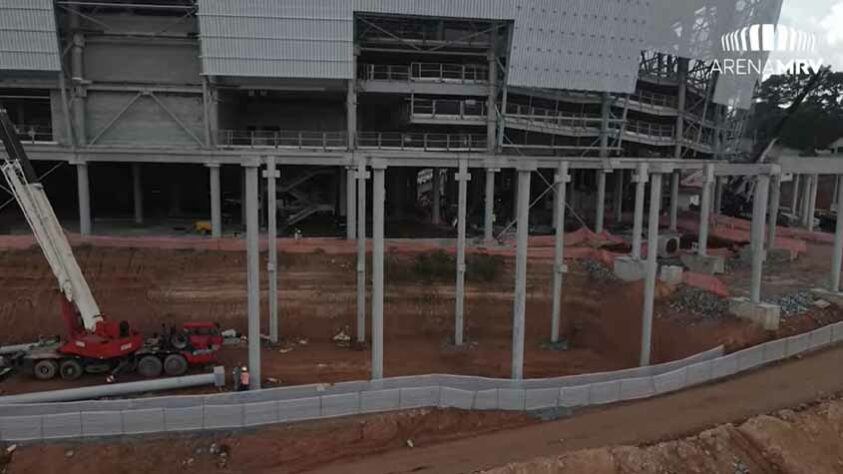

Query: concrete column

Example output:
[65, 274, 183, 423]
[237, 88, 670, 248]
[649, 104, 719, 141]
[244, 162, 261, 389]
[454, 161, 470, 345]
[767, 175, 781, 252]
[511, 166, 533, 380]
[674, 58, 689, 159]
[831, 175, 843, 292]
[599, 92, 611, 158]
[132, 163, 143, 225]
[511, 169, 519, 220]
[432, 168, 441, 225]
[551, 163, 570, 343]
[346, 80, 357, 149]
[240, 168, 247, 225]
[807, 174, 818, 232]
[595, 170, 607, 233]
[484, 168, 498, 241]
[750, 175, 771, 304]
[698, 165, 714, 256]
[356, 161, 369, 343]
[76, 162, 91, 235]
[265, 157, 279, 344]
[669, 171, 680, 232]
[371, 162, 387, 380]
[207, 164, 222, 238]
[834, 176, 840, 211]
[791, 174, 800, 214]
[71, 31, 86, 145]
[614, 170, 624, 224]
[801, 175, 813, 227]
[631, 163, 649, 259]
[640, 171, 663, 367]
[345, 166, 356, 239]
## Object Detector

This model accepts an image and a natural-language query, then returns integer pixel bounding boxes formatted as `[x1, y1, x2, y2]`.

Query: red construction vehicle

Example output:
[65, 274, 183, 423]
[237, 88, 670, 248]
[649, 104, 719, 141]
[0, 106, 223, 381]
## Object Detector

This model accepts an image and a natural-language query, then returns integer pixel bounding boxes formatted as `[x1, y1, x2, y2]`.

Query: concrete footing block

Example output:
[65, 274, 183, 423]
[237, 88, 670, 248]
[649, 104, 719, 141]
[613, 256, 647, 282]
[659, 265, 684, 286]
[680, 254, 725, 275]
[728, 297, 781, 331]
[811, 288, 843, 308]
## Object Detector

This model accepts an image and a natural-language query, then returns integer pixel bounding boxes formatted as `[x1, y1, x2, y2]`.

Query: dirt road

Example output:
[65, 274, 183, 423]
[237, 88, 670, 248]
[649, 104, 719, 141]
[316, 344, 843, 474]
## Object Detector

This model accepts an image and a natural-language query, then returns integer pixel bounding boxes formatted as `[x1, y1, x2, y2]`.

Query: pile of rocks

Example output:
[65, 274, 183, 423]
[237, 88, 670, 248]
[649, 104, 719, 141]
[580, 259, 618, 283]
[667, 286, 729, 319]
[770, 290, 815, 318]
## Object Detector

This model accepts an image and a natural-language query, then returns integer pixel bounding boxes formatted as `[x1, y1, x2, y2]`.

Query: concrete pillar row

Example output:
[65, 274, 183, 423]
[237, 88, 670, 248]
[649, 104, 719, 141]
[551, 162, 571, 344]
[75, 161, 91, 235]
[243, 161, 261, 390]
[207, 164, 222, 238]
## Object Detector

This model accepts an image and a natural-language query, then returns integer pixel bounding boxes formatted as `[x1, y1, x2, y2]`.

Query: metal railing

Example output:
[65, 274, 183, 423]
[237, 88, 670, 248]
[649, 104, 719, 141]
[623, 120, 675, 140]
[359, 62, 488, 83]
[216, 130, 348, 150]
[629, 90, 677, 108]
[505, 104, 605, 130]
[12, 124, 54, 144]
[357, 132, 486, 152]
[411, 98, 487, 120]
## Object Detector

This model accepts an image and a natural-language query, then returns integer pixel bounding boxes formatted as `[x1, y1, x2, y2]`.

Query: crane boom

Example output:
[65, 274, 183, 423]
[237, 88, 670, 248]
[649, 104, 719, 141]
[0, 106, 103, 330]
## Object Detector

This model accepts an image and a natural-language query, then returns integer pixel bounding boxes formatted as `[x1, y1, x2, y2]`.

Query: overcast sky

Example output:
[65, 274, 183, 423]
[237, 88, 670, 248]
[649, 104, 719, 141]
[777, 0, 843, 70]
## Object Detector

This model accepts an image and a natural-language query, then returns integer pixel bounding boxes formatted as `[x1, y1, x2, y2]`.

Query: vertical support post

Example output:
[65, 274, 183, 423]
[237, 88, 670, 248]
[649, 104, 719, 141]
[599, 92, 611, 158]
[614, 170, 624, 224]
[750, 175, 771, 304]
[240, 168, 247, 226]
[356, 161, 369, 343]
[767, 174, 781, 252]
[698, 165, 714, 256]
[551, 162, 570, 344]
[371, 161, 387, 380]
[669, 171, 680, 232]
[208, 164, 222, 238]
[244, 162, 261, 389]
[801, 175, 812, 227]
[265, 157, 279, 344]
[432, 168, 441, 224]
[76, 161, 91, 235]
[640, 171, 662, 367]
[807, 174, 818, 232]
[486, 47, 498, 151]
[454, 160, 470, 345]
[674, 58, 689, 159]
[202, 78, 211, 147]
[831, 175, 843, 292]
[834, 176, 840, 211]
[132, 163, 143, 225]
[511, 166, 533, 380]
[595, 170, 607, 233]
[345, 166, 357, 240]
[71, 28, 87, 146]
[484, 168, 497, 241]
[346, 79, 357, 150]
[790, 174, 800, 214]
[631, 163, 649, 259]
[714, 177, 724, 215]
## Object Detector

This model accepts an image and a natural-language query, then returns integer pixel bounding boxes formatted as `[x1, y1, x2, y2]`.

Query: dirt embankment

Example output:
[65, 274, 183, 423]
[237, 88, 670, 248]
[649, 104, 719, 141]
[485, 395, 843, 474]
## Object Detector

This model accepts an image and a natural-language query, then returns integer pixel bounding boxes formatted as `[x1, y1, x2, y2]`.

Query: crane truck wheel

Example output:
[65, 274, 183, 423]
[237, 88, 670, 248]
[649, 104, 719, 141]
[163, 354, 188, 376]
[137, 355, 163, 378]
[33, 360, 58, 380]
[59, 359, 83, 381]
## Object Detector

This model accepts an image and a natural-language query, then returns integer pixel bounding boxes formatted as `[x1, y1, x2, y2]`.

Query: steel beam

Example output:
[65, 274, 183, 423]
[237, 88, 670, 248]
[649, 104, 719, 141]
[511, 166, 533, 380]
[551, 162, 570, 343]
[750, 175, 771, 304]
[454, 160, 470, 345]
[265, 157, 279, 344]
[371, 161, 387, 380]
[244, 162, 261, 389]
[640, 171, 662, 366]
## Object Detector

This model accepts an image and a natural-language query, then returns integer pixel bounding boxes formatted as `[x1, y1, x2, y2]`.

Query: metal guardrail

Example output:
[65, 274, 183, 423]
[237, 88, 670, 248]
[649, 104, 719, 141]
[216, 130, 348, 150]
[357, 132, 486, 152]
[623, 120, 675, 140]
[360, 62, 488, 83]
[629, 90, 677, 108]
[411, 98, 487, 120]
[505, 104, 606, 130]
[12, 125, 54, 144]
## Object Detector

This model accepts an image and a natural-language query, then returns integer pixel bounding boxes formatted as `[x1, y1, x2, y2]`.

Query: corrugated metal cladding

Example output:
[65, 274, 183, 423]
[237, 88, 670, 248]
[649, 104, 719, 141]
[0, 0, 60, 72]
[196, 0, 781, 106]
[198, 0, 353, 79]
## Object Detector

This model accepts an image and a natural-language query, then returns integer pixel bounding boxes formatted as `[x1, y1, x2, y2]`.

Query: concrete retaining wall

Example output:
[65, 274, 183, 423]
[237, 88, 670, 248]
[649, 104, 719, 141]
[0, 324, 838, 441]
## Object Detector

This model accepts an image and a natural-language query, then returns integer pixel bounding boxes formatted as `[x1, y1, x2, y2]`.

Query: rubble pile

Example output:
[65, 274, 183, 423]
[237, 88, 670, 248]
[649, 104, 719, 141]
[770, 291, 815, 317]
[667, 286, 729, 319]
[580, 259, 618, 283]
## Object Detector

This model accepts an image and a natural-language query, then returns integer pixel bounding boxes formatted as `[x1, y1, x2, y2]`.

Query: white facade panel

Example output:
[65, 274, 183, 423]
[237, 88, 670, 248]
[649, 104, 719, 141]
[0, 0, 60, 72]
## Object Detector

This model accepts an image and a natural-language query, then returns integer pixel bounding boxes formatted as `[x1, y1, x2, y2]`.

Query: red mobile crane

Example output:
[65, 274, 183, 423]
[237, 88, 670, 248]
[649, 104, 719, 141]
[0, 106, 223, 381]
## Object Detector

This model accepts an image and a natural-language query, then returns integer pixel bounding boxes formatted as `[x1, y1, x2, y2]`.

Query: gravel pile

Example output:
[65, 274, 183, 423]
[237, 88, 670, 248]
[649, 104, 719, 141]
[770, 290, 815, 318]
[667, 286, 729, 319]
[580, 259, 618, 283]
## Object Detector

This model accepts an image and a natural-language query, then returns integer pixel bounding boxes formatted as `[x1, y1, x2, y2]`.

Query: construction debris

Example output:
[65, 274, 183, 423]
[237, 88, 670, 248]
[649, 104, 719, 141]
[580, 259, 619, 283]
[332, 327, 352, 348]
[771, 291, 816, 317]
[667, 286, 729, 319]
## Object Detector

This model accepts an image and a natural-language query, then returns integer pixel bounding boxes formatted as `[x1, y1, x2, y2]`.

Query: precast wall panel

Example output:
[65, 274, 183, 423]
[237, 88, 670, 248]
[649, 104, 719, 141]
[86, 92, 203, 147]
[0, 0, 60, 72]
[198, 0, 353, 79]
